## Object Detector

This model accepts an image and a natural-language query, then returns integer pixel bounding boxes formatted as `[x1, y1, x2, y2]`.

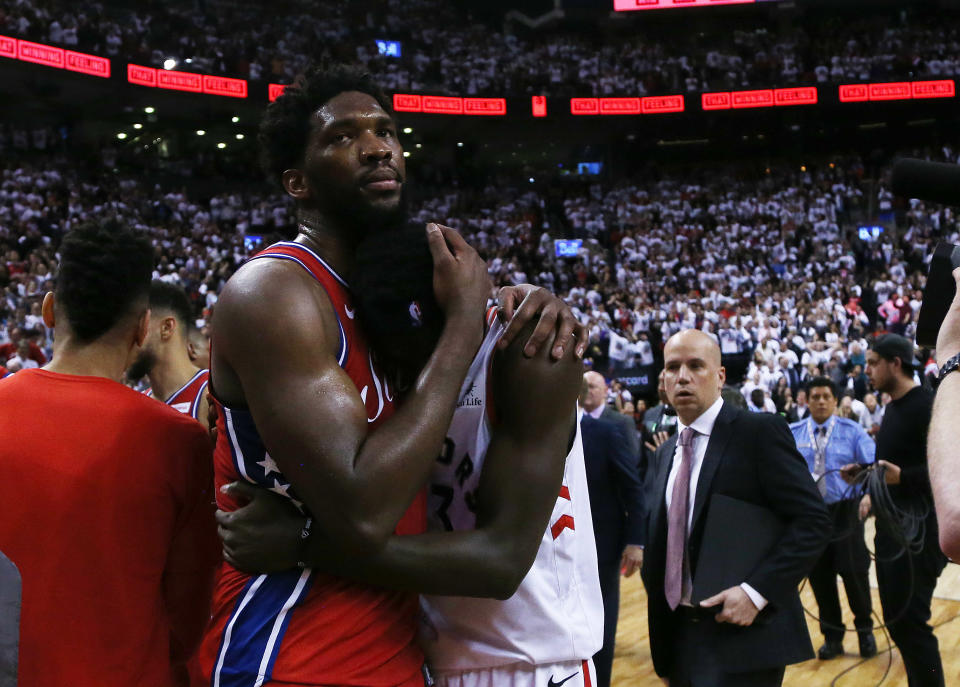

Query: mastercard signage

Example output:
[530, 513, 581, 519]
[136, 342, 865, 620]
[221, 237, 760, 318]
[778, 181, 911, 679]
[392, 94, 507, 115]
[0, 34, 110, 77]
[839, 79, 955, 103]
[614, 0, 754, 10]
[127, 63, 247, 97]
[702, 86, 817, 110]
[570, 95, 684, 115]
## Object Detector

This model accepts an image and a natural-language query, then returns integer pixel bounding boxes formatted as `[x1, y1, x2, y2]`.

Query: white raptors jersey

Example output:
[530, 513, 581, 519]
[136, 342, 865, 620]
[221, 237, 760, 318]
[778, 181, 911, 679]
[420, 313, 604, 672]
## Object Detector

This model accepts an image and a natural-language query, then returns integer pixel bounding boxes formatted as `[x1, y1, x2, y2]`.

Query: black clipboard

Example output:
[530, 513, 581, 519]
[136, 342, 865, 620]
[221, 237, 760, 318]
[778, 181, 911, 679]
[691, 494, 783, 605]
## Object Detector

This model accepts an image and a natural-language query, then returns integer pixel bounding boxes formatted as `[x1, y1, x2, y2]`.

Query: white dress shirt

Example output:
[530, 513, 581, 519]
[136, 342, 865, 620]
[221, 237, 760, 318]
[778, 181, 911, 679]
[665, 396, 768, 610]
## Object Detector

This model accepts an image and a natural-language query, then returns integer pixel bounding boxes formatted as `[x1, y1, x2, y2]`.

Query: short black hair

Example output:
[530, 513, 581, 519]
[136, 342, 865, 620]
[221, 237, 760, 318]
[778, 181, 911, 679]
[259, 63, 394, 188]
[806, 376, 837, 399]
[149, 280, 194, 333]
[351, 223, 442, 343]
[55, 220, 153, 344]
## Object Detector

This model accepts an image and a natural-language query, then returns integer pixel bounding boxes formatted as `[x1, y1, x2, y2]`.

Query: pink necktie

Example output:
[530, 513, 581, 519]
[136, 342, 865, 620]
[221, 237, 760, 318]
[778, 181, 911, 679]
[665, 427, 696, 610]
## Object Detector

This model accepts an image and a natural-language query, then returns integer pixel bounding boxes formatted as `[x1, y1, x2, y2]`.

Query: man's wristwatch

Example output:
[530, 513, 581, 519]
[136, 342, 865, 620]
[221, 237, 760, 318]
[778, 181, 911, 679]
[937, 352, 960, 384]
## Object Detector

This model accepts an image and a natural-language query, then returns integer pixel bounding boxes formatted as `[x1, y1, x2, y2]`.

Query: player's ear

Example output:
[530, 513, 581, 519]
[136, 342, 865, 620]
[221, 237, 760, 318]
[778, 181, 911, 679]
[160, 315, 177, 342]
[282, 168, 310, 202]
[41, 292, 56, 328]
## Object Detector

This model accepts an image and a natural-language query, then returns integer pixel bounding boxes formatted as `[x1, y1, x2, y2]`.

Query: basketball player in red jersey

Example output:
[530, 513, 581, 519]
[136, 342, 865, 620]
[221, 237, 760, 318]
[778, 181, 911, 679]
[194, 64, 586, 687]
[0, 221, 218, 686]
[128, 281, 210, 424]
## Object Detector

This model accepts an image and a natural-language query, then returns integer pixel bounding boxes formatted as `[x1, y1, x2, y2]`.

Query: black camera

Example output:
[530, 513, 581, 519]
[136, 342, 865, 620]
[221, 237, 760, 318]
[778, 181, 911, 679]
[916, 242, 960, 348]
[891, 158, 960, 348]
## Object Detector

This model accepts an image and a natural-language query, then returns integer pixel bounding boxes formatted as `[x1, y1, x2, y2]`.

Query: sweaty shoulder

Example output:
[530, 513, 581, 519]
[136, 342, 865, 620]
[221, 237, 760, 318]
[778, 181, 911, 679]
[215, 256, 339, 352]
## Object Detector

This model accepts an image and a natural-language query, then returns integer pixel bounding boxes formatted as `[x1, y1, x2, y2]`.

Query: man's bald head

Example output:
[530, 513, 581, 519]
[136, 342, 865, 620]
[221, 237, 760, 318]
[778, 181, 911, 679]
[663, 328, 725, 424]
[582, 370, 607, 412]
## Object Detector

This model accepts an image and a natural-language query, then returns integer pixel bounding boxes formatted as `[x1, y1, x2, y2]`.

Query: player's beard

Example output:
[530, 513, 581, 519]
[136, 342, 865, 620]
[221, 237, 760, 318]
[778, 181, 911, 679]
[312, 172, 409, 241]
[126, 348, 156, 383]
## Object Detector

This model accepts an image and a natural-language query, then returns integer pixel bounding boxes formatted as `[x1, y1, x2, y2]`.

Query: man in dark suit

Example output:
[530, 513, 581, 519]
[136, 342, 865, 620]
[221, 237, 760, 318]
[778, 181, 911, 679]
[583, 370, 640, 458]
[641, 330, 830, 687]
[580, 389, 646, 687]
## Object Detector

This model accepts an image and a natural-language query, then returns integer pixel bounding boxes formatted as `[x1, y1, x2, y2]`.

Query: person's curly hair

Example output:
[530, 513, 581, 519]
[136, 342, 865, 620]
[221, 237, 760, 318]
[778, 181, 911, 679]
[258, 63, 394, 188]
[55, 219, 153, 343]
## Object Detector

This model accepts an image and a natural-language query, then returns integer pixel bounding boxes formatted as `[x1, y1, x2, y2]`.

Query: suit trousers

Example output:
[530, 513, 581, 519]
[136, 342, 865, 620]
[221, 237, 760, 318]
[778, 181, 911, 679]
[668, 609, 785, 687]
[593, 560, 620, 687]
[875, 517, 948, 687]
[808, 500, 873, 642]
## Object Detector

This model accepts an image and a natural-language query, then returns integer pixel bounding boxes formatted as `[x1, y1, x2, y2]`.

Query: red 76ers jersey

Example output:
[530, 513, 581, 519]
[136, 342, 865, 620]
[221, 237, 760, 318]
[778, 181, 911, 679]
[196, 241, 426, 687]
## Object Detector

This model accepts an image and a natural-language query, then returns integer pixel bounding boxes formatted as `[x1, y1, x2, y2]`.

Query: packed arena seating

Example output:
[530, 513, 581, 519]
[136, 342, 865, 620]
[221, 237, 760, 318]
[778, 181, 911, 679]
[1, 138, 951, 398]
[2, 0, 960, 95]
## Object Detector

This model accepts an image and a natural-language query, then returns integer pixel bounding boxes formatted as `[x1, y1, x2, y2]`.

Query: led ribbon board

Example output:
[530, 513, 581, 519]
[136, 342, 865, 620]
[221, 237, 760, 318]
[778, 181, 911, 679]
[128, 63, 247, 97]
[839, 80, 955, 103]
[392, 94, 507, 115]
[0, 34, 109, 77]
[614, 0, 754, 10]
[569, 95, 685, 115]
[702, 86, 817, 110]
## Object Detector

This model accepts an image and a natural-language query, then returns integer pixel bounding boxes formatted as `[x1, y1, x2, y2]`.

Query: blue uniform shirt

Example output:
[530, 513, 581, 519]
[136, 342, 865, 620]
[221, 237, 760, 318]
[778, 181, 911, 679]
[789, 416, 875, 504]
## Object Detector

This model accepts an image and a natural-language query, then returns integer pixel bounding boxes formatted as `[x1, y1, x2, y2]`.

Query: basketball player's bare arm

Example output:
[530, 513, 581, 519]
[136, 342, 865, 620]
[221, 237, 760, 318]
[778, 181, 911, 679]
[219, 321, 583, 599]
[214, 225, 489, 558]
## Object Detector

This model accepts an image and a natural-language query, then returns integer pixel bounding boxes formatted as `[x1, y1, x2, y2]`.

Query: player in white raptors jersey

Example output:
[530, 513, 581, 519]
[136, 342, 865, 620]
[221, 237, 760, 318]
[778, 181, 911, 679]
[418, 309, 604, 687]
[215, 225, 602, 687]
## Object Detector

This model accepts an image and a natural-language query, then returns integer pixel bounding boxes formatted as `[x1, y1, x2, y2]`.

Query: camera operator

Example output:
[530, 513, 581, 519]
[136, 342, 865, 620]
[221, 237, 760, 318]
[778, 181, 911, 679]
[929, 266, 960, 559]
[862, 334, 948, 687]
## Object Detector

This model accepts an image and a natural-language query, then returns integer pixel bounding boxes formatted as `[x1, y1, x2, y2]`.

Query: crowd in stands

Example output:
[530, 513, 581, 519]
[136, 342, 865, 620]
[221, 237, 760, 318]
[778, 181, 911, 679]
[2, 0, 960, 96]
[2, 135, 955, 417]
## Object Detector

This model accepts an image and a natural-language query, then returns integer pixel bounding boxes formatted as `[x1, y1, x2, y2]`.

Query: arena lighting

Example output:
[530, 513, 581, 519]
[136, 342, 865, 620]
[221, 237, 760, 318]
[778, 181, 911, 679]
[393, 94, 507, 115]
[236, 134, 244, 139]
[415, 143, 422, 149]
[403, 151, 411, 158]
[196, 130, 206, 136]
[701, 86, 817, 110]
[163, 58, 177, 70]
[569, 95, 685, 115]
[217, 142, 226, 149]
[116, 133, 127, 140]
[403, 127, 413, 134]
[457, 142, 464, 147]
[613, 0, 754, 11]
[838, 79, 955, 103]
[232, 116, 239, 123]
[133, 123, 142, 129]
[0, 34, 110, 77]
[144, 106, 155, 114]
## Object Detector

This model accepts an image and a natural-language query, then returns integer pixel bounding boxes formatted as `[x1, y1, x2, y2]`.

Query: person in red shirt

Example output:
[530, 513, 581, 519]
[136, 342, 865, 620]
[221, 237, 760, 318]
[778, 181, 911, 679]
[0, 220, 219, 687]
[0, 327, 47, 366]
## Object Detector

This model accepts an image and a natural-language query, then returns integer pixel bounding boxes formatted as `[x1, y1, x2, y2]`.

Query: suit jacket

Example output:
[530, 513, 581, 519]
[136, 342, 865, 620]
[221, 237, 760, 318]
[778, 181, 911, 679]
[581, 414, 646, 561]
[600, 405, 640, 460]
[640, 402, 830, 677]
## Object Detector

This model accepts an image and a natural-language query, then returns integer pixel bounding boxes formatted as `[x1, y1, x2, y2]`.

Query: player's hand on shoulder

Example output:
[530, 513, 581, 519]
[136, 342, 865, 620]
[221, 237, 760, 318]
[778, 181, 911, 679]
[216, 481, 305, 573]
[496, 284, 587, 360]
[426, 223, 489, 335]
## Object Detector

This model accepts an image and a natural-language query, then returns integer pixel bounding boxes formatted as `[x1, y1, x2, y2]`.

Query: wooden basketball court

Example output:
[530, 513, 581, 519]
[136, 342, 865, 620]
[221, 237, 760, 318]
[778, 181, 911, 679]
[611, 524, 960, 686]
